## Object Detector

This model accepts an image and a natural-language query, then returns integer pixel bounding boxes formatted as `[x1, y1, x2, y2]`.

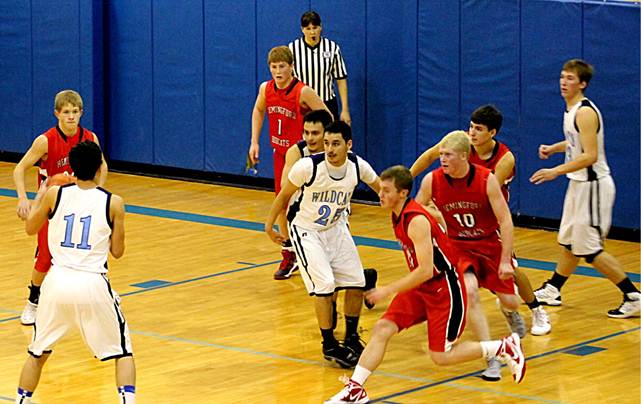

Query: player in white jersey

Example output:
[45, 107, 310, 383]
[530, 59, 640, 318]
[15, 141, 136, 404]
[266, 121, 380, 368]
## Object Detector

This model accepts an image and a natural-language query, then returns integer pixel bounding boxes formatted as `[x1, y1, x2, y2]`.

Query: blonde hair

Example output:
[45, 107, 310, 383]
[440, 130, 470, 155]
[54, 90, 83, 111]
[268, 46, 293, 65]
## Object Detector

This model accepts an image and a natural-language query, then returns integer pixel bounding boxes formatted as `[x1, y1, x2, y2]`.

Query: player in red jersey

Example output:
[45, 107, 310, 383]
[250, 45, 331, 280]
[411, 105, 550, 343]
[13, 90, 108, 326]
[325, 166, 525, 404]
[415, 129, 528, 383]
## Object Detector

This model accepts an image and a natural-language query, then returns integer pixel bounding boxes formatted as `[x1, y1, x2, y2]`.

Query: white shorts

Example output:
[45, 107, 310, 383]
[289, 221, 365, 296]
[29, 266, 133, 361]
[558, 176, 615, 256]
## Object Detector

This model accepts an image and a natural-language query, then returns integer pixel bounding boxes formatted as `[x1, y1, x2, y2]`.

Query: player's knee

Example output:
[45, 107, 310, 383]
[499, 295, 520, 311]
[466, 284, 480, 304]
[371, 319, 397, 340]
[314, 280, 336, 296]
[429, 351, 450, 367]
[584, 250, 603, 264]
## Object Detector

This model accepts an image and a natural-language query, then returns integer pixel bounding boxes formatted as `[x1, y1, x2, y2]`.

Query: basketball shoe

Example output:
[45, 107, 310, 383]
[325, 379, 369, 403]
[323, 344, 359, 369]
[497, 299, 527, 338]
[20, 301, 37, 326]
[530, 306, 552, 335]
[273, 249, 298, 280]
[481, 358, 502, 381]
[344, 334, 365, 357]
[607, 292, 641, 318]
[497, 333, 526, 383]
[533, 282, 562, 306]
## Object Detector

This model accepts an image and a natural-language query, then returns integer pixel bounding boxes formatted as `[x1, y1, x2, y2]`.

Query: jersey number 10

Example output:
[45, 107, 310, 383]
[60, 214, 93, 250]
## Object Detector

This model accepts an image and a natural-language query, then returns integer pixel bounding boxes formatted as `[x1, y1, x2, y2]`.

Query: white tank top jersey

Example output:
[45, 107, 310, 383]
[563, 98, 611, 181]
[48, 184, 113, 273]
[287, 153, 377, 231]
[296, 140, 312, 158]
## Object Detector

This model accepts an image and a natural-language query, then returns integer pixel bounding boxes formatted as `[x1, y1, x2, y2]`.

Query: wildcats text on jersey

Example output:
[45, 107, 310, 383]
[311, 190, 351, 205]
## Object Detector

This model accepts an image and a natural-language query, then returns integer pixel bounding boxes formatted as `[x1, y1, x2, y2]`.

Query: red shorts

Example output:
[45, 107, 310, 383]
[382, 270, 467, 352]
[450, 234, 515, 295]
[34, 221, 52, 273]
[273, 151, 286, 195]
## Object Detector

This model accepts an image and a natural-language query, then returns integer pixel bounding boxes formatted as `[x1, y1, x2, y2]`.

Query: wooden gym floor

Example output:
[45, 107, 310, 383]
[0, 162, 638, 403]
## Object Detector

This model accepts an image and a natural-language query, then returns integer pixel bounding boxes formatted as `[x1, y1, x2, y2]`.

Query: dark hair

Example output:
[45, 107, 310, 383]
[563, 59, 594, 89]
[301, 11, 321, 27]
[324, 121, 351, 142]
[303, 109, 333, 128]
[470, 104, 503, 134]
[69, 141, 103, 181]
[380, 165, 413, 193]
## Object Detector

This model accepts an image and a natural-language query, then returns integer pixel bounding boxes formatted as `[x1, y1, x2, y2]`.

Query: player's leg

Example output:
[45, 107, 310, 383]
[16, 353, 50, 403]
[115, 356, 136, 403]
[512, 267, 551, 335]
[273, 153, 297, 280]
[591, 252, 641, 318]
[21, 225, 51, 325]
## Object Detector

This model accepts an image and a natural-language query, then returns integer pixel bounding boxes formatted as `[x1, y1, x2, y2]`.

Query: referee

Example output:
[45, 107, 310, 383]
[289, 11, 351, 125]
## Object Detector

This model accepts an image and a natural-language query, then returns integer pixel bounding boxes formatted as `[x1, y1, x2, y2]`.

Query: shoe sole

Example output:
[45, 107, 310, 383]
[323, 355, 357, 369]
[480, 374, 501, 382]
[607, 312, 641, 319]
[530, 327, 552, 336]
[273, 264, 299, 280]
[537, 300, 562, 306]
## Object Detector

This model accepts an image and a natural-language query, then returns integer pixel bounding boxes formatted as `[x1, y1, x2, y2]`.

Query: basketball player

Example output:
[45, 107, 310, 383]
[265, 121, 379, 367]
[415, 130, 523, 382]
[530, 59, 640, 317]
[411, 106, 551, 347]
[15, 141, 135, 404]
[13, 89, 108, 326]
[325, 166, 525, 404]
[249, 45, 331, 280]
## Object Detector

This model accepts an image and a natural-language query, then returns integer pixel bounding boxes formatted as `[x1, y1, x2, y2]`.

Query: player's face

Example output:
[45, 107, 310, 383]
[324, 132, 351, 166]
[439, 145, 466, 175]
[302, 23, 322, 45]
[378, 179, 404, 210]
[559, 69, 586, 99]
[468, 122, 495, 148]
[303, 121, 325, 153]
[54, 103, 82, 134]
[269, 61, 293, 87]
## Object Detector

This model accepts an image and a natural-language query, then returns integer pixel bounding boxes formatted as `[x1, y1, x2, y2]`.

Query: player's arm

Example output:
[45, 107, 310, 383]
[487, 173, 514, 279]
[249, 82, 268, 165]
[336, 79, 351, 124]
[494, 151, 515, 187]
[537, 140, 567, 160]
[366, 215, 434, 304]
[109, 194, 126, 258]
[300, 86, 333, 120]
[265, 180, 299, 245]
[531, 108, 598, 184]
[25, 185, 57, 235]
[410, 143, 440, 178]
[280, 144, 302, 191]
[92, 133, 109, 187]
[13, 135, 48, 220]
[415, 172, 433, 205]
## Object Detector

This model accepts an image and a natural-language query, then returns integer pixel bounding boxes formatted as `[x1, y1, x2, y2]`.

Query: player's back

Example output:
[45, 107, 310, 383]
[48, 184, 112, 273]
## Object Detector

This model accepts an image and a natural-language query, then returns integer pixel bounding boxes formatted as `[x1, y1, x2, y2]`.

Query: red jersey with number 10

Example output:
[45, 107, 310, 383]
[469, 141, 514, 202]
[38, 125, 95, 185]
[431, 164, 498, 240]
[265, 78, 308, 155]
[392, 199, 460, 282]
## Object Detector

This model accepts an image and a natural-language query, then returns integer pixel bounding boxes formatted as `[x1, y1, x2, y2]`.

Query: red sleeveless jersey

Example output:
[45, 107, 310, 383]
[38, 125, 95, 184]
[431, 164, 499, 240]
[469, 141, 514, 201]
[264, 78, 307, 155]
[392, 199, 460, 280]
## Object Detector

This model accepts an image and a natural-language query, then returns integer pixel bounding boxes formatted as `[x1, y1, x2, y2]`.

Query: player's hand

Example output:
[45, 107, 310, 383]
[365, 286, 390, 305]
[340, 110, 352, 126]
[248, 144, 260, 165]
[16, 197, 31, 221]
[529, 168, 559, 185]
[498, 262, 514, 280]
[265, 227, 286, 245]
[538, 144, 554, 160]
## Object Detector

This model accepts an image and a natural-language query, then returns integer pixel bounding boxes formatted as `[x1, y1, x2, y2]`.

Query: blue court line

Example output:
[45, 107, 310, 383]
[1, 188, 639, 282]
[369, 326, 641, 403]
[0, 316, 20, 323]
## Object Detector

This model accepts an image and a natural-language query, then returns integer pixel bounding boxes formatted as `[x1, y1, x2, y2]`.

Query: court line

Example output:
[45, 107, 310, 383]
[368, 326, 641, 403]
[1, 190, 638, 282]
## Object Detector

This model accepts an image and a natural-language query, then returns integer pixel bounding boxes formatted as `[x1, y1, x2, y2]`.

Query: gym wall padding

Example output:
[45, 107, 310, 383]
[0, 1, 638, 230]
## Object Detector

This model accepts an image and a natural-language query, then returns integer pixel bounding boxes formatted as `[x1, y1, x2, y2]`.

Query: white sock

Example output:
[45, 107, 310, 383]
[15, 387, 32, 404]
[480, 340, 503, 361]
[118, 385, 136, 403]
[351, 365, 372, 385]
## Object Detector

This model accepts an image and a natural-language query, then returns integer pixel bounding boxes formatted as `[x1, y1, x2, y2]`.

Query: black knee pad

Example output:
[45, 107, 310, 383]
[584, 250, 603, 264]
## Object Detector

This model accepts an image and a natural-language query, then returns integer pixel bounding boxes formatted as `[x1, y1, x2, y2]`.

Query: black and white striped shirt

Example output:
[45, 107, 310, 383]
[288, 37, 348, 102]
